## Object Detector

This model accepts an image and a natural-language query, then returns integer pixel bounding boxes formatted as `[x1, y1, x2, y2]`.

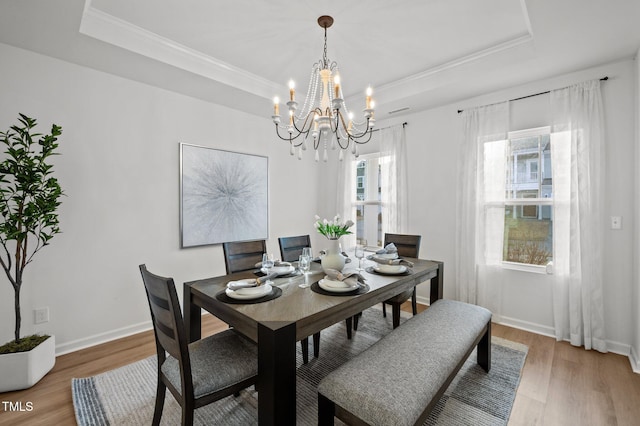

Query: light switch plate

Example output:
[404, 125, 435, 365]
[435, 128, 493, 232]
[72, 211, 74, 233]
[611, 216, 622, 230]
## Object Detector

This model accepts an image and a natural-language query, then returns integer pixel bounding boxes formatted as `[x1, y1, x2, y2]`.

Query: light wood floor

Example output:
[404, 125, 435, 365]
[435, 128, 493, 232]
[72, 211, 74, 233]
[1, 304, 639, 425]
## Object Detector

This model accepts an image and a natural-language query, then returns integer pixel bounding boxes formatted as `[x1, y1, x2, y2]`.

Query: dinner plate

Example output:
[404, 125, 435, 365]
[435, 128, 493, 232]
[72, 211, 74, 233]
[261, 265, 295, 276]
[318, 279, 359, 293]
[373, 264, 407, 274]
[225, 284, 272, 300]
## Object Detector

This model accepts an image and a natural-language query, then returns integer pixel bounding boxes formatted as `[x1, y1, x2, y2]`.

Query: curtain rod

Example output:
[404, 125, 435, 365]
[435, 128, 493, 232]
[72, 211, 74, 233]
[371, 122, 408, 133]
[457, 76, 609, 114]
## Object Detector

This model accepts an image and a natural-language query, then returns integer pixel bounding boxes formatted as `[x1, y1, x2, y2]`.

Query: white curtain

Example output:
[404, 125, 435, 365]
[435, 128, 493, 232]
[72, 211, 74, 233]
[456, 102, 509, 310]
[550, 80, 607, 352]
[336, 151, 357, 250]
[380, 125, 408, 235]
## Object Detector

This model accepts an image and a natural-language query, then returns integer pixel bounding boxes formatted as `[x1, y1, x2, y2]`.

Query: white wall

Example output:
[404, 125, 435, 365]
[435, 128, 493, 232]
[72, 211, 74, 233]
[0, 42, 323, 353]
[399, 59, 637, 355]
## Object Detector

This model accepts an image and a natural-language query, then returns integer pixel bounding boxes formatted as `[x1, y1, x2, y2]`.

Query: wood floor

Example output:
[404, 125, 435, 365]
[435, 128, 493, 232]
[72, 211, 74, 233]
[1, 303, 639, 426]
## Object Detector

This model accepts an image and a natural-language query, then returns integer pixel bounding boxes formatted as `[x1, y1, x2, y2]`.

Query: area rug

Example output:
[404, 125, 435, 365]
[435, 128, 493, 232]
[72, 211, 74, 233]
[72, 307, 527, 425]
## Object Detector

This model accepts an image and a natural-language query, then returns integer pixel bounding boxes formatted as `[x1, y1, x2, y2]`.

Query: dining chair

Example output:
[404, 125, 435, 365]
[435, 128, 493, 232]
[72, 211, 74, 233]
[139, 264, 258, 426]
[223, 239, 317, 364]
[276, 234, 324, 364]
[380, 233, 422, 328]
[278, 234, 311, 262]
[222, 239, 267, 274]
[278, 234, 358, 361]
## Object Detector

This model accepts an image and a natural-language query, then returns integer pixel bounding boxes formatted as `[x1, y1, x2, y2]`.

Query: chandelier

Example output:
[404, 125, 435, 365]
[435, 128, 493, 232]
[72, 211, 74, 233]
[271, 16, 375, 161]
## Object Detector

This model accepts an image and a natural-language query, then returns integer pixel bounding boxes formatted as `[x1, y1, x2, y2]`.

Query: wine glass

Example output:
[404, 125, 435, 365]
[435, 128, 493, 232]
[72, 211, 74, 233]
[298, 254, 311, 288]
[355, 239, 367, 271]
[262, 253, 275, 284]
[302, 247, 313, 260]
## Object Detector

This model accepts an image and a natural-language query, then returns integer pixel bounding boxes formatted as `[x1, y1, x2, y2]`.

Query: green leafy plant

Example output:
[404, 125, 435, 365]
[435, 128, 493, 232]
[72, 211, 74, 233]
[0, 114, 63, 347]
[314, 214, 354, 239]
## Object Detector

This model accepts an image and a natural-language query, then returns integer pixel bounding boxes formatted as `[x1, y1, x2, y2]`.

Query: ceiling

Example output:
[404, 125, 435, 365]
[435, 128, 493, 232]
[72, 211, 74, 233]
[1, 0, 639, 119]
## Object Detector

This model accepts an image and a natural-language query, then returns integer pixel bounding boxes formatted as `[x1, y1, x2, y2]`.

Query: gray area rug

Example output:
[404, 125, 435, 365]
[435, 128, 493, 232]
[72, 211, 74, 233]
[72, 307, 527, 425]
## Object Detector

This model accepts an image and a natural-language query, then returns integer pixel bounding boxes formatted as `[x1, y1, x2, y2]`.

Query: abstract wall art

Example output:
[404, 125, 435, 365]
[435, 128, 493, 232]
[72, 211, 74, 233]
[180, 143, 268, 248]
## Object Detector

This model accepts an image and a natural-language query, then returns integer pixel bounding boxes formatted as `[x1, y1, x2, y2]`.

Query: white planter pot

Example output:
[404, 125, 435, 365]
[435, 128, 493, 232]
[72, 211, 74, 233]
[0, 335, 55, 392]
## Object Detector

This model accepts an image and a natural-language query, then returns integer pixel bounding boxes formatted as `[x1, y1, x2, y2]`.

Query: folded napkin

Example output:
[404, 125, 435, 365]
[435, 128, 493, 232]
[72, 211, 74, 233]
[369, 256, 414, 268]
[323, 269, 366, 287]
[376, 243, 398, 255]
[254, 260, 292, 268]
[227, 273, 279, 290]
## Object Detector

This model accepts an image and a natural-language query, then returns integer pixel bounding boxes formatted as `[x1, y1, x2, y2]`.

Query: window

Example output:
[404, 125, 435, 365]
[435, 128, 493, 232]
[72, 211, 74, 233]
[502, 127, 553, 267]
[353, 155, 383, 246]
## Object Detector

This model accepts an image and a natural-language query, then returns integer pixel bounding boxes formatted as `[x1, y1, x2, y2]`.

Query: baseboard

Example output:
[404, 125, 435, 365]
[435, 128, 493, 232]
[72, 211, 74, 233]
[55, 320, 154, 356]
[630, 345, 640, 374]
[496, 315, 556, 338]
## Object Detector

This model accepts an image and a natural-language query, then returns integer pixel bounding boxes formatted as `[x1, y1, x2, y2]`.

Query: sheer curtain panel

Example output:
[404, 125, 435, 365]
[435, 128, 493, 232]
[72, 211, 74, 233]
[456, 102, 509, 311]
[550, 79, 607, 352]
[380, 125, 408, 235]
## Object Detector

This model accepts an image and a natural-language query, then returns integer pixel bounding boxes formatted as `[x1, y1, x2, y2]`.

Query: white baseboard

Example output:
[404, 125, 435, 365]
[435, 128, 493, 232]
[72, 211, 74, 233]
[55, 320, 154, 356]
[630, 345, 640, 373]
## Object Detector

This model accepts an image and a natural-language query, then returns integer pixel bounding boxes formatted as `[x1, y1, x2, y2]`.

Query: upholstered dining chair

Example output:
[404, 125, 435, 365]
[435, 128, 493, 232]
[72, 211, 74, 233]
[276, 235, 322, 364]
[222, 239, 267, 274]
[139, 264, 258, 426]
[278, 235, 358, 362]
[380, 233, 422, 328]
[223, 239, 317, 364]
[278, 234, 311, 262]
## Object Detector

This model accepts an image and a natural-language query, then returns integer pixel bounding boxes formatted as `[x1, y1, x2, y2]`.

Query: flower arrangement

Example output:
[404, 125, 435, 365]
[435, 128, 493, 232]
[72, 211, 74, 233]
[314, 214, 354, 240]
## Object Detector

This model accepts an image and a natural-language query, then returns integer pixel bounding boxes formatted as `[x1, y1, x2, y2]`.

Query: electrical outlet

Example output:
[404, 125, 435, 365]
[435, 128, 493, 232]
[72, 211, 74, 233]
[34, 307, 49, 324]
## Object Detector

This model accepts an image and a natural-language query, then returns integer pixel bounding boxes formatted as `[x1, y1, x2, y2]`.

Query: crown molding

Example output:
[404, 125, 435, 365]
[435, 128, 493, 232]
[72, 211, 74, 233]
[79, 4, 284, 100]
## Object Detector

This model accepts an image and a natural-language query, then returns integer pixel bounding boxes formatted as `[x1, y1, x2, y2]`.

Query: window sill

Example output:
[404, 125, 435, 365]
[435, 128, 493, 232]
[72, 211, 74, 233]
[501, 261, 552, 274]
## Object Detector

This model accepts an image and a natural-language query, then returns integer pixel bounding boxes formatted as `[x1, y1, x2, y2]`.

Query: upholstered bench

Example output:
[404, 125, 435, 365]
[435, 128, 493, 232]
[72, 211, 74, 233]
[317, 299, 492, 426]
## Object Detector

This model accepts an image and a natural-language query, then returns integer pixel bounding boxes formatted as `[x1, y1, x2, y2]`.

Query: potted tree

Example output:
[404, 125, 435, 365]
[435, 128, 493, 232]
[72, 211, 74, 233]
[0, 114, 64, 392]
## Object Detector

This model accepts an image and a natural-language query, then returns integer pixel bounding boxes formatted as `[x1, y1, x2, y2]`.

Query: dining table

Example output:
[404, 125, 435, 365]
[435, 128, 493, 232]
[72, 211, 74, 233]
[183, 255, 444, 425]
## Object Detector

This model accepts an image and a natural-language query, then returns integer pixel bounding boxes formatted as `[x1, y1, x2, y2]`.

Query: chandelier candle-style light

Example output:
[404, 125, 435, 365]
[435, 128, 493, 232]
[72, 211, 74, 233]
[271, 15, 375, 162]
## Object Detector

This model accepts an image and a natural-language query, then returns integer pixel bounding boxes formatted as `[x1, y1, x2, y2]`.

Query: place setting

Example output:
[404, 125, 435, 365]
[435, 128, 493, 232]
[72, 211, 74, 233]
[365, 243, 414, 276]
[311, 269, 369, 296]
[253, 253, 300, 278]
[216, 253, 284, 304]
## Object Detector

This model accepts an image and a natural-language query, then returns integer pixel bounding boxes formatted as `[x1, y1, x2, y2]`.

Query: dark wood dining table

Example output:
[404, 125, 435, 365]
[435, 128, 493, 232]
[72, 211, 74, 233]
[183, 257, 443, 425]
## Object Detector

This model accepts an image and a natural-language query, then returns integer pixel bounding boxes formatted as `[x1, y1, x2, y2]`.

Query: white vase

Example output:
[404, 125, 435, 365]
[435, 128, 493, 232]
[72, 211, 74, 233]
[0, 335, 56, 392]
[321, 238, 346, 273]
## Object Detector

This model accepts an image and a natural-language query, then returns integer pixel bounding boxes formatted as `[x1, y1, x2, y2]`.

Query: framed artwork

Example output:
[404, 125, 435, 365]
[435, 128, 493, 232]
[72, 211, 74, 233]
[180, 143, 268, 248]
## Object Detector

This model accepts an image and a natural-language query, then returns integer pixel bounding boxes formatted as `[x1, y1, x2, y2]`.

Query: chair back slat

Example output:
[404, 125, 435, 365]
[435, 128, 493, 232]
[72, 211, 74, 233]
[384, 233, 421, 258]
[139, 265, 189, 364]
[222, 240, 266, 274]
[278, 235, 311, 262]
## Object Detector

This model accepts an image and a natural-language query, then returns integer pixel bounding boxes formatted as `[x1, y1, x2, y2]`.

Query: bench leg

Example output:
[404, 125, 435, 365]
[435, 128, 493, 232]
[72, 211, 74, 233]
[318, 393, 335, 425]
[477, 321, 491, 372]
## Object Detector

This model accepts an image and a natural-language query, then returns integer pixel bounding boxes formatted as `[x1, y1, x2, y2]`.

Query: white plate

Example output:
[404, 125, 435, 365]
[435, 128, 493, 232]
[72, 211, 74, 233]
[374, 264, 407, 274]
[261, 265, 295, 276]
[318, 279, 358, 293]
[226, 284, 272, 300]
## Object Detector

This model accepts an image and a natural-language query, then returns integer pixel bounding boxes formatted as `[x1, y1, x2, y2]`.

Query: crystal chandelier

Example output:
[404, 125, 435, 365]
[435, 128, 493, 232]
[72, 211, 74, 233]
[271, 16, 375, 161]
